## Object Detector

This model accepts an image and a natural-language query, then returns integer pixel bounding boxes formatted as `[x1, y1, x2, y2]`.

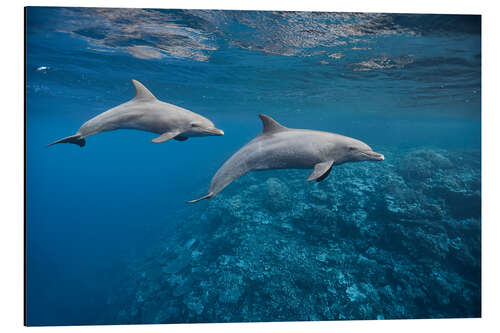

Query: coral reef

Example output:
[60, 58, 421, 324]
[111, 147, 481, 324]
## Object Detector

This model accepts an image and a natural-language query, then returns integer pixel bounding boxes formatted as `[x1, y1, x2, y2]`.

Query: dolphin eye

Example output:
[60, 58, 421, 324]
[349, 147, 355, 151]
[191, 123, 199, 128]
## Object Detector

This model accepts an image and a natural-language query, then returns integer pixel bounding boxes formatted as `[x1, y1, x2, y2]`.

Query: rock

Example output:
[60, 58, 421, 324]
[264, 178, 290, 211]
[162, 252, 191, 274]
[315, 253, 328, 263]
[398, 149, 453, 181]
[346, 284, 366, 302]
[217, 271, 244, 304]
[184, 293, 205, 316]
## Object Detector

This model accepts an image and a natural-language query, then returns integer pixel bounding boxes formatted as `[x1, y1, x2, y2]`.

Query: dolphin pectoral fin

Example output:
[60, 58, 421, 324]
[174, 136, 188, 141]
[186, 192, 214, 204]
[307, 160, 334, 182]
[151, 131, 183, 143]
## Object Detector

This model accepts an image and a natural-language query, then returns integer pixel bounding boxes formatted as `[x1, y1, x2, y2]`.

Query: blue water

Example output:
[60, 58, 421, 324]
[26, 7, 481, 326]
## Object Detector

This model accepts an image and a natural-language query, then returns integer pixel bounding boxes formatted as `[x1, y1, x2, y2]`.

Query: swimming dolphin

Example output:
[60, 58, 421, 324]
[187, 114, 384, 203]
[47, 79, 224, 147]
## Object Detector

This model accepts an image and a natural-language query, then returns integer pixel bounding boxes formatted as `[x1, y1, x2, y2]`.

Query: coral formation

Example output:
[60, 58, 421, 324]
[110, 147, 481, 323]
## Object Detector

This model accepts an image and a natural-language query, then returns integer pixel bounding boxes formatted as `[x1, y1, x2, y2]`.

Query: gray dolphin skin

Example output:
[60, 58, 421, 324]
[188, 114, 384, 203]
[47, 79, 224, 147]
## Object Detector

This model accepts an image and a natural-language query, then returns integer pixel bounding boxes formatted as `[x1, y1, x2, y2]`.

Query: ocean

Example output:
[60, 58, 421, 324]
[25, 7, 481, 325]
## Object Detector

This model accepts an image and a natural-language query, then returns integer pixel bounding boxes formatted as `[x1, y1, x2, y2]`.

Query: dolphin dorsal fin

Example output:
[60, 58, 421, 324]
[259, 114, 287, 134]
[132, 79, 157, 101]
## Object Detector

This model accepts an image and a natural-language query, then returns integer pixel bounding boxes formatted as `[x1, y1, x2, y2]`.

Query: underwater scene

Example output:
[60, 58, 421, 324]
[25, 7, 481, 326]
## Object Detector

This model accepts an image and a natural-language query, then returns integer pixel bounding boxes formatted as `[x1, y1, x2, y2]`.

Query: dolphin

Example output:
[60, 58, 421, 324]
[47, 79, 224, 147]
[187, 114, 384, 203]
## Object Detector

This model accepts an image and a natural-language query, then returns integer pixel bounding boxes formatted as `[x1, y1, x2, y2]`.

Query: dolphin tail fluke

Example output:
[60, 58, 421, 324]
[47, 134, 86, 147]
[186, 192, 214, 204]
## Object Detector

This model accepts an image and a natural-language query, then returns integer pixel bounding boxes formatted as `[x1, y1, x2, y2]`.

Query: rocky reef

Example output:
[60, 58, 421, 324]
[110, 147, 481, 324]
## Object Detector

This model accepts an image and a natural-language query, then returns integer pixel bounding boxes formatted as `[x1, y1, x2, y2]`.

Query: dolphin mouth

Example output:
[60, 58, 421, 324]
[362, 151, 385, 161]
[207, 128, 224, 136]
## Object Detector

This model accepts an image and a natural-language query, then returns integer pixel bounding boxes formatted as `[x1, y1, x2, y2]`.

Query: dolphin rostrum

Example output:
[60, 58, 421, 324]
[48, 79, 224, 147]
[188, 114, 384, 203]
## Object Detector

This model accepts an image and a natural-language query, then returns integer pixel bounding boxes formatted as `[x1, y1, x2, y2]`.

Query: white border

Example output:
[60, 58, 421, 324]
[2, 1, 498, 332]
